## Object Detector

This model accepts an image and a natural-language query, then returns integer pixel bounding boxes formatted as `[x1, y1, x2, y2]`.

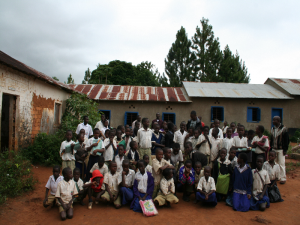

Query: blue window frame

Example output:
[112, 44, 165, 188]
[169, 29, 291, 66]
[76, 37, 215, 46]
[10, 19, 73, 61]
[271, 108, 283, 128]
[99, 110, 111, 121]
[162, 112, 176, 125]
[247, 107, 261, 123]
[211, 106, 224, 122]
[124, 111, 139, 127]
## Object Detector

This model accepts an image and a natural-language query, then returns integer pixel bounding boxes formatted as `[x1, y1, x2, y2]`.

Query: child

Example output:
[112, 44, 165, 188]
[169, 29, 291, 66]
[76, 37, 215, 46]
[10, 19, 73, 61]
[250, 156, 271, 211]
[183, 141, 194, 161]
[90, 156, 108, 177]
[228, 147, 238, 168]
[133, 121, 140, 137]
[184, 127, 194, 149]
[55, 167, 78, 220]
[193, 161, 204, 203]
[151, 124, 164, 155]
[136, 118, 153, 165]
[195, 166, 217, 206]
[120, 160, 135, 205]
[210, 128, 223, 165]
[171, 143, 184, 174]
[178, 160, 195, 202]
[213, 148, 233, 200]
[83, 169, 105, 209]
[209, 119, 223, 139]
[125, 141, 140, 170]
[222, 121, 228, 137]
[100, 120, 109, 138]
[75, 133, 88, 180]
[104, 129, 110, 139]
[231, 153, 252, 212]
[120, 127, 133, 152]
[60, 130, 75, 171]
[144, 154, 153, 174]
[72, 168, 87, 205]
[165, 122, 175, 148]
[101, 161, 122, 209]
[252, 126, 269, 169]
[117, 125, 126, 138]
[232, 125, 250, 165]
[114, 144, 128, 173]
[114, 129, 123, 148]
[263, 151, 283, 203]
[198, 126, 211, 164]
[130, 160, 154, 213]
[152, 148, 175, 198]
[103, 131, 117, 166]
[228, 122, 238, 138]
[222, 128, 234, 155]
[173, 121, 188, 152]
[154, 168, 179, 206]
[43, 165, 63, 208]
[189, 129, 201, 151]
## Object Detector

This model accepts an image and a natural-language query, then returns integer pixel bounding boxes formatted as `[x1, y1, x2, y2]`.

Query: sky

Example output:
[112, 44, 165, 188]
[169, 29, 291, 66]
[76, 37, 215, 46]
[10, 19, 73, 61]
[0, 0, 299, 84]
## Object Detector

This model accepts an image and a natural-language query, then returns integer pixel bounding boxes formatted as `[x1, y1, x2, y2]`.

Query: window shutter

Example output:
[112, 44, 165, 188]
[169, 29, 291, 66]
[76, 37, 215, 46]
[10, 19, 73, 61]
[247, 108, 252, 122]
[124, 112, 128, 126]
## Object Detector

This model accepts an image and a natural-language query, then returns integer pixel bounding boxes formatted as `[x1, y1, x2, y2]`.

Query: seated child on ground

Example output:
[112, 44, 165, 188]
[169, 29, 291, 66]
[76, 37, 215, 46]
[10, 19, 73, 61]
[195, 166, 217, 206]
[55, 167, 78, 220]
[154, 168, 179, 207]
[178, 159, 195, 202]
[193, 161, 204, 203]
[120, 160, 135, 205]
[250, 156, 270, 211]
[83, 169, 105, 209]
[262, 151, 283, 203]
[43, 165, 63, 208]
[114, 144, 128, 173]
[90, 156, 108, 177]
[130, 160, 154, 213]
[101, 161, 122, 209]
[60, 130, 75, 171]
[72, 168, 87, 205]
[125, 141, 140, 170]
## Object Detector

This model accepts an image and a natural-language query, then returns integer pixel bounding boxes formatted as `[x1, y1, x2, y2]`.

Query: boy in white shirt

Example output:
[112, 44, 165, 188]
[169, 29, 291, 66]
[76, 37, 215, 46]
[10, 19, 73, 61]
[114, 145, 128, 173]
[222, 121, 228, 137]
[90, 156, 108, 177]
[232, 125, 251, 166]
[251, 125, 269, 169]
[136, 118, 153, 165]
[209, 119, 223, 139]
[171, 143, 184, 172]
[210, 128, 223, 165]
[198, 126, 212, 164]
[72, 168, 86, 205]
[120, 160, 135, 205]
[60, 130, 75, 171]
[102, 131, 117, 166]
[222, 128, 234, 155]
[173, 122, 188, 152]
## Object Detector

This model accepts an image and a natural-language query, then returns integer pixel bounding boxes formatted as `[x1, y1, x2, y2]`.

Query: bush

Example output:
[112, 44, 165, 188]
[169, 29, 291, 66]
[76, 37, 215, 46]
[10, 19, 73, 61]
[263, 129, 272, 140]
[291, 129, 300, 143]
[0, 151, 37, 204]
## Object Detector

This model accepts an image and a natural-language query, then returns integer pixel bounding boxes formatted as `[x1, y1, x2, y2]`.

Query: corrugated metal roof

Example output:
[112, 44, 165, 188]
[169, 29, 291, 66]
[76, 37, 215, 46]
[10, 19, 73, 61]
[266, 78, 300, 95]
[182, 81, 292, 99]
[68, 84, 191, 102]
[0, 51, 75, 92]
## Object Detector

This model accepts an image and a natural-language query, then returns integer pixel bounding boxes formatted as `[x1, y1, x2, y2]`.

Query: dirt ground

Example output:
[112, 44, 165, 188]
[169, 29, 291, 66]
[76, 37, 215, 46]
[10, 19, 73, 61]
[1, 160, 300, 225]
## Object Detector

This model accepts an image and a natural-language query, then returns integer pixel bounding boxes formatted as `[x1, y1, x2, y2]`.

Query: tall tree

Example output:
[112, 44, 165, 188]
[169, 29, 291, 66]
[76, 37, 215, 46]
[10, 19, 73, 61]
[164, 26, 196, 87]
[192, 18, 222, 82]
[66, 74, 74, 84]
[82, 68, 91, 84]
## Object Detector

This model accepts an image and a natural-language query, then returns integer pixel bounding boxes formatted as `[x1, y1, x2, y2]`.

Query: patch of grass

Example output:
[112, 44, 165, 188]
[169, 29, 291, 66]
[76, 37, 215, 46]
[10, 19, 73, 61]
[287, 143, 293, 155]
[286, 161, 300, 173]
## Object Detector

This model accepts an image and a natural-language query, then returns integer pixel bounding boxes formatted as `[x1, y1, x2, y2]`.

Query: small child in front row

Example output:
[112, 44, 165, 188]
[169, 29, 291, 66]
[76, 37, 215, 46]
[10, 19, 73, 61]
[72, 168, 87, 205]
[178, 159, 195, 202]
[60, 130, 75, 171]
[43, 165, 64, 208]
[193, 161, 204, 203]
[154, 168, 179, 207]
[55, 167, 78, 220]
[90, 156, 108, 177]
[250, 156, 270, 211]
[195, 166, 217, 207]
[125, 141, 140, 170]
[120, 160, 135, 205]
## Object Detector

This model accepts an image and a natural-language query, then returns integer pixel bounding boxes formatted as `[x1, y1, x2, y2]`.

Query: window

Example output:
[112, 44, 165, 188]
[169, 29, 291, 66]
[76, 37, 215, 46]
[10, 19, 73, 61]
[247, 107, 261, 123]
[124, 111, 139, 127]
[211, 106, 224, 122]
[54, 103, 61, 124]
[99, 110, 111, 121]
[162, 112, 176, 124]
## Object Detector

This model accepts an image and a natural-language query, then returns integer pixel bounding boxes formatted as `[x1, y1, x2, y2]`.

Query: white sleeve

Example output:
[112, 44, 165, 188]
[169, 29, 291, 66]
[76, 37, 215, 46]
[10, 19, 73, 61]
[209, 129, 212, 137]
[264, 138, 270, 148]
[179, 151, 183, 161]
[45, 177, 51, 189]
[75, 124, 81, 134]
[219, 129, 223, 139]
[89, 126, 93, 136]
[60, 142, 64, 156]
[197, 178, 203, 190]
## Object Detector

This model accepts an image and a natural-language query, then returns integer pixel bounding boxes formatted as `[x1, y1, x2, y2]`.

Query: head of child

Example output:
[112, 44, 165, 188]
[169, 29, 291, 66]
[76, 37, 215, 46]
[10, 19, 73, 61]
[83, 115, 89, 125]
[210, 123, 215, 129]
[212, 127, 219, 138]
[229, 147, 237, 160]
[62, 167, 73, 182]
[219, 148, 227, 161]
[256, 156, 264, 170]
[119, 125, 125, 134]
[135, 121, 140, 129]
[247, 130, 255, 141]
[154, 124, 160, 133]
[174, 125, 178, 131]
[163, 147, 172, 160]
[142, 118, 150, 129]
[162, 121, 167, 127]
[184, 160, 192, 173]
[104, 120, 109, 128]
[101, 114, 106, 122]
[224, 121, 228, 127]
[172, 143, 180, 155]
[194, 161, 202, 174]
[53, 165, 60, 179]
[105, 129, 110, 138]
[125, 127, 131, 137]
[91, 171, 101, 185]
[125, 124, 130, 129]
[80, 128, 85, 135]
[122, 160, 130, 174]
[180, 122, 186, 132]
[190, 110, 197, 121]
[163, 168, 173, 181]
[137, 160, 146, 174]
[238, 152, 247, 167]
[269, 151, 276, 163]
[204, 166, 211, 179]
[230, 122, 236, 132]
[109, 131, 115, 140]
[116, 129, 122, 139]
[184, 142, 193, 154]
[109, 161, 117, 174]
[194, 129, 200, 138]
[73, 168, 81, 182]
[226, 128, 233, 139]
[255, 125, 264, 137]
[66, 130, 72, 142]
[118, 144, 125, 157]
[94, 128, 100, 139]
[238, 125, 245, 138]
[130, 141, 138, 151]
[98, 156, 105, 168]
[167, 122, 174, 133]
[155, 148, 164, 162]
[77, 133, 85, 143]
[153, 122, 158, 128]
[214, 119, 220, 129]
[143, 155, 149, 166]
[188, 127, 194, 137]
[137, 115, 142, 122]
[203, 126, 209, 136]
[272, 116, 281, 127]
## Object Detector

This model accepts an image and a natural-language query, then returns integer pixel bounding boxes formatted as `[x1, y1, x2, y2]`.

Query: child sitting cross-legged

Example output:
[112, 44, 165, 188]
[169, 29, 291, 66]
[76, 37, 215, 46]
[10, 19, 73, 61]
[195, 166, 217, 207]
[90, 156, 108, 178]
[154, 168, 179, 207]
[120, 160, 136, 205]
[178, 159, 195, 202]
[72, 168, 87, 206]
[193, 161, 204, 203]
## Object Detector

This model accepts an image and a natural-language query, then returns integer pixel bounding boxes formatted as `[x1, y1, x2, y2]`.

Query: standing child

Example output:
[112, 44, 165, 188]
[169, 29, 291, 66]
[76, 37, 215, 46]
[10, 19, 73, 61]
[250, 156, 271, 211]
[173, 121, 188, 153]
[154, 168, 179, 207]
[90, 156, 108, 177]
[114, 129, 123, 149]
[189, 129, 201, 151]
[198, 126, 212, 164]
[210, 128, 223, 166]
[136, 118, 153, 165]
[228, 147, 238, 168]
[75, 133, 88, 180]
[120, 127, 133, 152]
[43, 165, 63, 208]
[222, 121, 228, 138]
[209, 119, 223, 139]
[178, 160, 195, 202]
[252, 125, 269, 169]
[60, 130, 75, 171]
[55, 167, 78, 220]
[72, 168, 87, 205]
[103, 131, 117, 166]
[222, 128, 234, 155]
[151, 124, 164, 155]
[228, 122, 238, 138]
[130, 160, 154, 213]
[193, 162, 204, 203]
[195, 166, 217, 206]
[114, 145, 128, 173]
[125, 141, 140, 170]
[165, 122, 175, 148]
[232, 125, 250, 165]
[184, 127, 194, 151]
[120, 160, 135, 205]
[100, 120, 109, 139]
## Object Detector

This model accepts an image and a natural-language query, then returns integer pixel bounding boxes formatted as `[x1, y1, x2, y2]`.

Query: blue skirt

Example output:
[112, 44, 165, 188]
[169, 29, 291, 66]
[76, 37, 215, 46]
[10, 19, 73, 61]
[232, 192, 250, 212]
[120, 187, 134, 205]
[250, 195, 270, 210]
[196, 192, 217, 206]
[132, 192, 151, 213]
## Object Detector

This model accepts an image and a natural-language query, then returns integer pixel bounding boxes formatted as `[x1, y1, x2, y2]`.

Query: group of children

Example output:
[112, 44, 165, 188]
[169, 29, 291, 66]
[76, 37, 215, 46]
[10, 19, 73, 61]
[45, 116, 284, 220]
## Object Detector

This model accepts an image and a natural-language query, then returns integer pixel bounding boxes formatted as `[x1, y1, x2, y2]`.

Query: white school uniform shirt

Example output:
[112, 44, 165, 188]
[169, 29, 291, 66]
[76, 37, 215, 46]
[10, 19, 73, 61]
[173, 130, 188, 151]
[209, 128, 223, 139]
[90, 163, 109, 176]
[263, 161, 280, 181]
[189, 136, 201, 151]
[197, 176, 216, 193]
[222, 137, 234, 154]
[95, 120, 109, 130]
[135, 171, 148, 193]
[160, 177, 175, 195]
[171, 149, 183, 164]
[60, 140, 75, 161]
[210, 137, 223, 161]
[45, 175, 64, 195]
[124, 169, 136, 186]
[75, 123, 93, 138]
[227, 156, 238, 168]
[251, 136, 269, 154]
[103, 138, 117, 161]
[115, 155, 125, 173]
[152, 158, 172, 185]
[232, 136, 248, 148]
[73, 178, 84, 191]
[252, 169, 271, 196]
[55, 179, 78, 204]
[222, 125, 228, 134]
[86, 137, 102, 150]
[145, 164, 153, 174]
[136, 127, 153, 149]
[102, 171, 122, 192]
[198, 134, 211, 156]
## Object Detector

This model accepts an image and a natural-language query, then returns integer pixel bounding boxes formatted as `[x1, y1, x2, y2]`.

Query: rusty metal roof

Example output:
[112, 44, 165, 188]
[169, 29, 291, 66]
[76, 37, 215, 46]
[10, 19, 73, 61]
[266, 78, 300, 96]
[68, 84, 191, 102]
[182, 81, 292, 99]
[0, 51, 75, 92]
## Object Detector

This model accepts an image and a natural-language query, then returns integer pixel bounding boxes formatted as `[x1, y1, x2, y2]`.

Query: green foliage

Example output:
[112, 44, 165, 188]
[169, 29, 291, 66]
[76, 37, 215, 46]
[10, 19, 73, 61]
[290, 129, 300, 142]
[0, 151, 37, 204]
[82, 68, 91, 84]
[263, 129, 272, 140]
[66, 74, 74, 84]
[52, 76, 59, 81]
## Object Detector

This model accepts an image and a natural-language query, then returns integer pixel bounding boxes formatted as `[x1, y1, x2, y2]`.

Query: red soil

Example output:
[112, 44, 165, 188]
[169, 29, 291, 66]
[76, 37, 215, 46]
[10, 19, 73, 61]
[1, 163, 300, 225]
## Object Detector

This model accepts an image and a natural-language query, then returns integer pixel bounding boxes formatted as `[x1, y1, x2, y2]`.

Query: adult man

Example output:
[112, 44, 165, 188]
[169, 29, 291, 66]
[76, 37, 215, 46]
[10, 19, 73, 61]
[270, 116, 289, 184]
[151, 112, 163, 128]
[75, 116, 93, 138]
[95, 114, 109, 130]
[132, 115, 142, 129]
[186, 111, 202, 130]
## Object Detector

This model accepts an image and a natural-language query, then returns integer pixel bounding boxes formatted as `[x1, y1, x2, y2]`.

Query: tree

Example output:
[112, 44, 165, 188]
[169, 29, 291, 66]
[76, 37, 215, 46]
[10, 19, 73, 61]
[164, 26, 196, 87]
[66, 74, 74, 84]
[82, 68, 91, 84]
[52, 76, 59, 81]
